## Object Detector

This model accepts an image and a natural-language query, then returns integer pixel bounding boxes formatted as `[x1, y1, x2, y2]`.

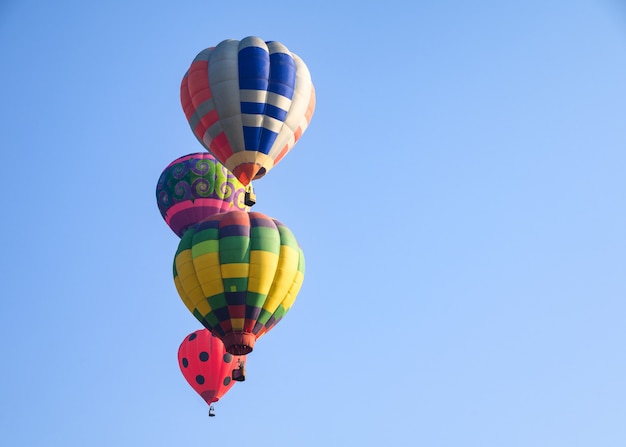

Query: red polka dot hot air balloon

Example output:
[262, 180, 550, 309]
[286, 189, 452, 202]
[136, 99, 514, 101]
[178, 329, 246, 417]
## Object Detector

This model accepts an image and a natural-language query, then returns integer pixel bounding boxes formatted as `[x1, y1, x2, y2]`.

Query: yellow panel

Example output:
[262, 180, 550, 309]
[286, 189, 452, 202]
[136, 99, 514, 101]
[263, 246, 299, 313]
[221, 263, 249, 278]
[194, 298, 212, 316]
[194, 265, 224, 285]
[175, 250, 207, 307]
[192, 251, 220, 273]
[177, 267, 201, 284]
[175, 251, 200, 284]
[175, 248, 193, 267]
[280, 270, 304, 311]
[230, 317, 245, 331]
[199, 278, 225, 297]
[248, 250, 279, 294]
[194, 252, 225, 297]
[184, 283, 205, 305]
[174, 277, 194, 312]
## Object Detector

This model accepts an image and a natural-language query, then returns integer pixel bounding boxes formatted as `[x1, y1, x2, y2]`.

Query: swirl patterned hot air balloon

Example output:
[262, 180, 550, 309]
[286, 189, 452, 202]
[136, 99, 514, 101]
[180, 36, 316, 185]
[173, 210, 305, 355]
[178, 329, 246, 414]
[156, 153, 251, 237]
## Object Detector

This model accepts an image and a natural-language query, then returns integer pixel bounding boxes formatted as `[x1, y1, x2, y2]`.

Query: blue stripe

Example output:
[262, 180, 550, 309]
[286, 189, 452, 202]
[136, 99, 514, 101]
[249, 215, 277, 228]
[243, 127, 278, 154]
[213, 306, 230, 321]
[225, 291, 247, 306]
[195, 217, 220, 231]
[241, 102, 287, 122]
[238, 46, 269, 91]
[240, 101, 265, 115]
[268, 52, 296, 99]
[245, 306, 262, 320]
[220, 224, 250, 238]
[243, 127, 262, 151]
[258, 131, 278, 154]
[264, 103, 288, 122]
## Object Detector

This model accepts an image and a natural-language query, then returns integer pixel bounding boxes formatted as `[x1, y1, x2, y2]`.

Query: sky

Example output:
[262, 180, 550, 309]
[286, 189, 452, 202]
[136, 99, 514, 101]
[1, 0, 626, 445]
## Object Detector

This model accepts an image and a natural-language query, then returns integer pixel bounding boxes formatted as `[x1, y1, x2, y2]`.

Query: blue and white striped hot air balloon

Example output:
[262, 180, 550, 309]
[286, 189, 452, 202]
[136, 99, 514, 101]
[180, 36, 316, 186]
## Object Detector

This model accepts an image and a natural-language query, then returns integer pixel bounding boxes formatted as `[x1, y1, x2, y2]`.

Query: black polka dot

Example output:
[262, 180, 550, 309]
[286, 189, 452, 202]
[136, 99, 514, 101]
[223, 376, 231, 386]
[189, 333, 197, 341]
[223, 353, 233, 363]
[181, 358, 189, 368]
[199, 351, 209, 362]
[196, 375, 205, 385]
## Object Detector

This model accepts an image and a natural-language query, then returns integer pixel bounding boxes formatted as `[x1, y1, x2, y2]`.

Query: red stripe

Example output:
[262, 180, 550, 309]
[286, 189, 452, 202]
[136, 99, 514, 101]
[228, 305, 246, 319]
[187, 61, 212, 103]
[220, 209, 250, 228]
[220, 319, 233, 333]
[273, 143, 290, 165]
[199, 109, 219, 134]
[243, 319, 255, 332]
[180, 74, 195, 119]
[210, 132, 233, 162]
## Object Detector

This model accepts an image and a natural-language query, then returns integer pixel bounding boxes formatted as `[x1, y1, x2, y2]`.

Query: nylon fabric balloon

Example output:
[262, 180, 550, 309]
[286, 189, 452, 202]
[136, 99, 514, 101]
[178, 329, 246, 406]
[173, 210, 305, 355]
[180, 36, 316, 185]
[156, 153, 250, 237]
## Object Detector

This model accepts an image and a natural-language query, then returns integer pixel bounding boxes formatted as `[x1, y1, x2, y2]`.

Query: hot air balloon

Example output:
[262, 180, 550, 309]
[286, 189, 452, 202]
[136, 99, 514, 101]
[156, 152, 254, 238]
[173, 210, 305, 355]
[178, 329, 246, 416]
[180, 36, 316, 186]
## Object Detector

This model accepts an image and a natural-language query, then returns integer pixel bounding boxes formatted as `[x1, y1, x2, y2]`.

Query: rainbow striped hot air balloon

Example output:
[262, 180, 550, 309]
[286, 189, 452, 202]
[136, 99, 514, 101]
[173, 211, 305, 355]
[180, 36, 316, 185]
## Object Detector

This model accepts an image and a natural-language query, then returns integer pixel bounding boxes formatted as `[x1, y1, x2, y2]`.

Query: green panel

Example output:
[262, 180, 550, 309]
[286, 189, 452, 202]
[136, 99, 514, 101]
[245, 291, 267, 308]
[219, 236, 250, 264]
[175, 227, 196, 257]
[277, 225, 298, 249]
[213, 166, 227, 198]
[298, 247, 306, 273]
[191, 239, 219, 257]
[257, 308, 272, 325]
[207, 293, 228, 310]
[204, 311, 220, 328]
[193, 227, 219, 244]
[272, 305, 286, 321]
[192, 309, 213, 331]
[223, 277, 248, 292]
[250, 226, 280, 253]
[192, 159, 217, 196]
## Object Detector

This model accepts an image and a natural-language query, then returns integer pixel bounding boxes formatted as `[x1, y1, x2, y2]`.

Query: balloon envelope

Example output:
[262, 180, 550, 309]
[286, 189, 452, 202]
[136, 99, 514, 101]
[156, 152, 250, 237]
[178, 329, 246, 406]
[173, 210, 305, 355]
[180, 36, 316, 185]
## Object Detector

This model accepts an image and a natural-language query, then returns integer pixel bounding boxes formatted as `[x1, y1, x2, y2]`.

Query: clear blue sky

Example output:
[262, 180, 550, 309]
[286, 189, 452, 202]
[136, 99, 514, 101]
[2, 1, 626, 446]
